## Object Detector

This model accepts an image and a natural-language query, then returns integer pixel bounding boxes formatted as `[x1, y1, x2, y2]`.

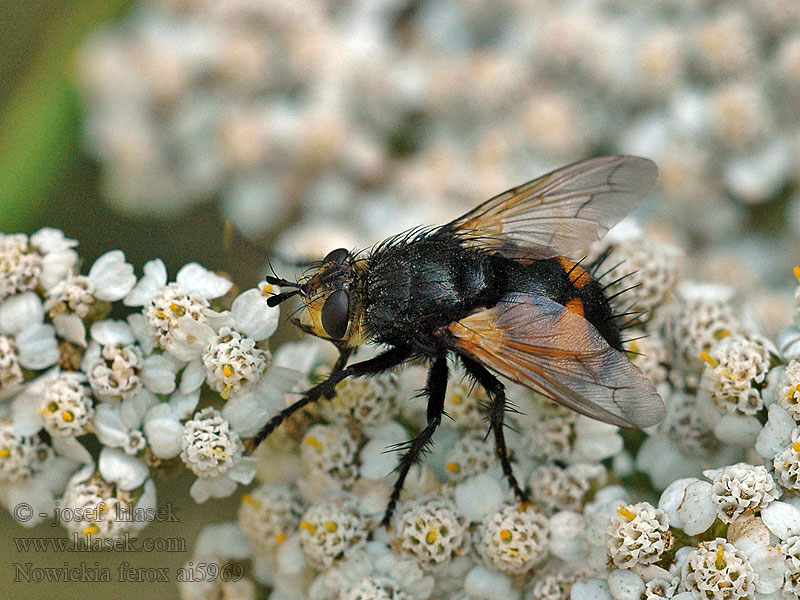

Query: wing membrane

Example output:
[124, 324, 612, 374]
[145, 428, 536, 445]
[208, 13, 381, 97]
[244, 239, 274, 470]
[447, 293, 665, 428]
[447, 155, 658, 258]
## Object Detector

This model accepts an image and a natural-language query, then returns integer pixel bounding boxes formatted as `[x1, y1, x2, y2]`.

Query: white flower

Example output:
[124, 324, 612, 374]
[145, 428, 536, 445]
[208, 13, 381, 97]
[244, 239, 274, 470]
[86, 250, 136, 301]
[81, 320, 144, 402]
[700, 333, 773, 416]
[453, 472, 505, 524]
[299, 496, 367, 569]
[0, 234, 44, 300]
[707, 462, 779, 524]
[178, 406, 256, 503]
[773, 428, 800, 491]
[588, 234, 682, 316]
[0, 420, 51, 483]
[528, 462, 606, 515]
[181, 407, 244, 478]
[681, 538, 756, 600]
[231, 283, 280, 341]
[440, 431, 496, 484]
[606, 502, 671, 569]
[755, 403, 795, 461]
[124, 259, 232, 357]
[661, 284, 740, 387]
[393, 497, 468, 569]
[238, 483, 304, 557]
[319, 370, 399, 427]
[202, 326, 269, 399]
[475, 502, 550, 574]
[779, 358, 800, 420]
[0, 335, 24, 399]
[783, 534, 800, 597]
[60, 462, 155, 540]
[301, 423, 359, 488]
[93, 389, 158, 454]
[607, 569, 645, 600]
[36, 372, 94, 437]
[0, 292, 60, 371]
[29, 228, 79, 291]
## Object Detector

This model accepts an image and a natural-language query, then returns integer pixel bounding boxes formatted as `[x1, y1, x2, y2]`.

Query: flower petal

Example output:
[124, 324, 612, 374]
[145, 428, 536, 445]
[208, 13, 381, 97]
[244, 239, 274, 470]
[90, 319, 135, 346]
[16, 324, 60, 370]
[98, 447, 150, 490]
[88, 250, 136, 301]
[231, 288, 279, 341]
[0, 291, 44, 335]
[177, 263, 232, 299]
[52, 313, 86, 347]
[123, 258, 167, 306]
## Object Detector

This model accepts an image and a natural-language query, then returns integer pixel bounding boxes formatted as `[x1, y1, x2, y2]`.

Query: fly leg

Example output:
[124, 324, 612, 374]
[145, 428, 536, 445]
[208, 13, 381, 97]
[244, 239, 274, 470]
[248, 345, 411, 450]
[322, 346, 354, 399]
[460, 355, 528, 502]
[382, 353, 448, 526]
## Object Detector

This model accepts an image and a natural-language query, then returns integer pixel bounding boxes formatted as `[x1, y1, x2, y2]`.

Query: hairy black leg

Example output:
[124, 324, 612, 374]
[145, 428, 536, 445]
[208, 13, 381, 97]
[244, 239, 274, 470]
[248, 345, 412, 450]
[382, 353, 448, 526]
[459, 355, 528, 502]
[323, 346, 354, 399]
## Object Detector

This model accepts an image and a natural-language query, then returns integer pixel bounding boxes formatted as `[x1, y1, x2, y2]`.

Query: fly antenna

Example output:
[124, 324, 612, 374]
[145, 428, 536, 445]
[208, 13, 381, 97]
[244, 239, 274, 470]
[266, 289, 301, 307]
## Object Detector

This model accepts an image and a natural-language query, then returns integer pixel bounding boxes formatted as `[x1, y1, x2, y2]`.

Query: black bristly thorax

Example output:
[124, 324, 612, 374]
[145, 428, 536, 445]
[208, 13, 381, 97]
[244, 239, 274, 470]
[362, 230, 623, 354]
[364, 231, 504, 353]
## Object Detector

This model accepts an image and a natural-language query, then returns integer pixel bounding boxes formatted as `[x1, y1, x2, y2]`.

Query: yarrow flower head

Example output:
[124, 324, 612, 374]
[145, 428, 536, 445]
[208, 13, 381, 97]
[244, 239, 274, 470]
[662, 284, 741, 389]
[81, 320, 143, 402]
[0, 420, 51, 483]
[392, 497, 469, 570]
[37, 372, 94, 437]
[60, 455, 154, 540]
[0, 335, 23, 395]
[300, 423, 359, 488]
[202, 326, 270, 400]
[528, 462, 606, 515]
[700, 333, 774, 416]
[708, 462, 779, 523]
[681, 538, 757, 600]
[589, 229, 682, 318]
[475, 503, 550, 574]
[606, 502, 671, 569]
[180, 407, 244, 479]
[319, 371, 399, 427]
[779, 358, 800, 420]
[237, 483, 303, 557]
[773, 427, 800, 491]
[124, 260, 232, 357]
[299, 496, 368, 569]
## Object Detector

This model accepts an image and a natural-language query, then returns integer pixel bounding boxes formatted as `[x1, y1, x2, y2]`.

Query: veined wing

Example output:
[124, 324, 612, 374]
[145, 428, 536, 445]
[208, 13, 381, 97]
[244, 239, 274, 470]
[446, 293, 665, 428]
[446, 156, 658, 258]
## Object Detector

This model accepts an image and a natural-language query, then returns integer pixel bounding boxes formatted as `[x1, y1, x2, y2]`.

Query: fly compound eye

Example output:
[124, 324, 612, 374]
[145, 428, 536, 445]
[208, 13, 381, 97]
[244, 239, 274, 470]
[323, 248, 349, 264]
[321, 289, 349, 339]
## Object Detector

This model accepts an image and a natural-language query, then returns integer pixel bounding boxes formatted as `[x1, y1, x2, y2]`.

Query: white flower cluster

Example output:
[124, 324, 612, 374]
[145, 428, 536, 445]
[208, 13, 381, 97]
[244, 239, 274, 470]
[0, 227, 282, 536]
[76, 0, 800, 300]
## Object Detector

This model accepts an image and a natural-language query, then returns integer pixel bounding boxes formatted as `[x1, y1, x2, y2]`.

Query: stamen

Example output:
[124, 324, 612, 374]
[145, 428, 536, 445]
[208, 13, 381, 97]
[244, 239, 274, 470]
[715, 546, 726, 570]
[617, 505, 636, 520]
[700, 351, 718, 367]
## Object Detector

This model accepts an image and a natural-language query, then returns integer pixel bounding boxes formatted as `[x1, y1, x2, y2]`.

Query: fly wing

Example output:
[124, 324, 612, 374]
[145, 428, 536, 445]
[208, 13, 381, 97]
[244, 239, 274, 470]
[446, 293, 665, 428]
[446, 156, 658, 258]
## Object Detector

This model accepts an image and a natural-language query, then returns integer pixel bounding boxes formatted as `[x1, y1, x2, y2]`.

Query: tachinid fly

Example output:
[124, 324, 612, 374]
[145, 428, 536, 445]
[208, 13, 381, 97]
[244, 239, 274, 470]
[257, 155, 666, 525]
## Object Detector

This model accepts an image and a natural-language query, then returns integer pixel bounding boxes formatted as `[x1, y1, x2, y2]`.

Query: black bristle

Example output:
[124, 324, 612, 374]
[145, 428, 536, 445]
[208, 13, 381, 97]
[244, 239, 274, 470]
[602, 269, 639, 291]
[606, 283, 642, 302]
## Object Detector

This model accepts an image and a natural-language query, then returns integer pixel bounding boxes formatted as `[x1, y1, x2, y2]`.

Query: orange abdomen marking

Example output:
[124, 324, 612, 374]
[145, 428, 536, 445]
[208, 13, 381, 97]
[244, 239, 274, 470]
[557, 256, 591, 289]
[565, 297, 585, 317]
